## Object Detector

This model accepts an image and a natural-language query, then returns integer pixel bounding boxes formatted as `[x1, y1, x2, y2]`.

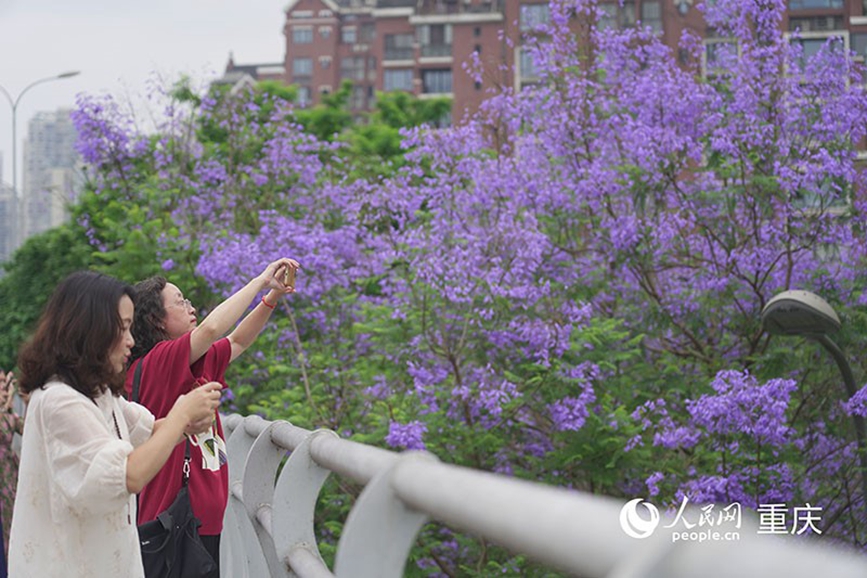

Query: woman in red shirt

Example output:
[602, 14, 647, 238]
[126, 258, 299, 577]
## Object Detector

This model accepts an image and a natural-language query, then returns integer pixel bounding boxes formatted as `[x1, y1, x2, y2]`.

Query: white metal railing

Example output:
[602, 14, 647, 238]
[220, 414, 867, 578]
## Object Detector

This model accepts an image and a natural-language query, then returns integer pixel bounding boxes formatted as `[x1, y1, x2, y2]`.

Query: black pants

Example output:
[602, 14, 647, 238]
[200, 534, 220, 578]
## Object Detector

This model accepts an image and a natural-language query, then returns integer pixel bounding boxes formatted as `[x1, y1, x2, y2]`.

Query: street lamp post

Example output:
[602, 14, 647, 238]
[761, 289, 867, 512]
[0, 71, 80, 236]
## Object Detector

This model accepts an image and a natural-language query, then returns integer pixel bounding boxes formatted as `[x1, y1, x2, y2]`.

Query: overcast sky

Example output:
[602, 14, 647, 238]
[0, 0, 288, 188]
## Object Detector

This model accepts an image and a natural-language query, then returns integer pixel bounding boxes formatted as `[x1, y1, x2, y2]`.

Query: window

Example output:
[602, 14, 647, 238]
[297, 86, 311, 107]
[419, 24, 452, 57]
[342, 26, 357, 44]
[350, 85, 367, 109]
[422, 69, 452, 94]
[519, 48, 539, 80]
[788, 0, 843, 8]
[852, 33, 867, 60]
[788, 16, 844, 32]
[361, 23, 376, 43]
[340, 57, 366, 81]
[385, 33, 414, 61]
[792, 177, 848, 211]
[790, 35, 845, 70]
[293, 58, 313, 78]
[704, 39, 736, 73]
[319, 26, 332, 39]
[292, 26, 313, 44]
[599, 1, 636, 30]
[520, 4, 550, 31]
[641, 1, 662, 33]
[319, 56, 332, 70]
[384, 69, 414, 92]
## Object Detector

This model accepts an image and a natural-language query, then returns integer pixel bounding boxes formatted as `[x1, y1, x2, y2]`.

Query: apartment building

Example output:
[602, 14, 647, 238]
[0, 162, 17, 266]
[280, 0, 540, 121]
[223, 0, 867, 122]
[21, 109, 80, 241]
[221, 52, 286, 93]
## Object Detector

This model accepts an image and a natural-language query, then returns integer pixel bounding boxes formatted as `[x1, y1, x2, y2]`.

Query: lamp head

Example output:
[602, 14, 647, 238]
[761, 290, 841, 336]
[57, 71, 80, 79]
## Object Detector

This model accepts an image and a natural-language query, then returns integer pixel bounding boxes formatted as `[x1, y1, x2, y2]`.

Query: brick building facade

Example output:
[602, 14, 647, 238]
[279, 0, 533, 121]
[227, 0, 867, 123]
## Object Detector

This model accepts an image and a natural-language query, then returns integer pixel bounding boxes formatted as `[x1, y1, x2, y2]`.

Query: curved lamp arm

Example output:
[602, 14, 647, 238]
[0, 71, 80, 194]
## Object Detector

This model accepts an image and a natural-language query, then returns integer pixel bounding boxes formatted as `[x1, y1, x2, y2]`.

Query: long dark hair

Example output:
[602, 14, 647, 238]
[18, 271, 134, 399]
[130, 275, 170, 361]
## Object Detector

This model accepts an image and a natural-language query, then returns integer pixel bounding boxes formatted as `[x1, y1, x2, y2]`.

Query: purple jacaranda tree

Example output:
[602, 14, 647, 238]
[71, 0, 867, 566]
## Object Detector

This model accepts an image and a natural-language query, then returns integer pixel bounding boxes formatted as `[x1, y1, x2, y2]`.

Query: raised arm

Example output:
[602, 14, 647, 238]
[227, 281, 293, 362]
[188, 258, 298, 365]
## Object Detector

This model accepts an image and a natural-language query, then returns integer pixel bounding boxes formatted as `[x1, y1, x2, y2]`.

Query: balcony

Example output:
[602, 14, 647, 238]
[788, 0, 843, 8]
[384, 47, 414, 61]
[421, 43, 451, 58]
[416, 0, 504, 14]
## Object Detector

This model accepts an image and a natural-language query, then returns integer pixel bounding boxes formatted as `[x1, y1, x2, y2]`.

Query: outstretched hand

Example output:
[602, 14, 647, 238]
[259, 258, 301, 294]
[172, 381, 222, 426]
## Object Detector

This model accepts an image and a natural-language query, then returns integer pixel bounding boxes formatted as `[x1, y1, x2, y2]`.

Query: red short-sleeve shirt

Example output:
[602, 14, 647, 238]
[125, 332, 231, 535]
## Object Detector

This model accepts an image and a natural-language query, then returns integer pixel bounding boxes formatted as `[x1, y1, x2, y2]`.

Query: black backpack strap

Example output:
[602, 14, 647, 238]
[131, 359, 144, 403]
[182, 439, 192, 487]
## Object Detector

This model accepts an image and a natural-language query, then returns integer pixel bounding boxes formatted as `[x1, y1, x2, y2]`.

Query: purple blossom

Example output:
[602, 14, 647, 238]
[844, 384, 867, 418]
[646, 472, 664, 497]
[385, 420, 428, 451]
[688, 371, 797, 447]
[548, 384, 595, 432]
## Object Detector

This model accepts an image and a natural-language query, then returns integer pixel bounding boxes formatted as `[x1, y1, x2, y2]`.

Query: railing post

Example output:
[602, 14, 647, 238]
[242, 420, 295, 578]
[223, 415, 271, 577]
[333, 451, 439, 578]
[271, 429, 339, 577]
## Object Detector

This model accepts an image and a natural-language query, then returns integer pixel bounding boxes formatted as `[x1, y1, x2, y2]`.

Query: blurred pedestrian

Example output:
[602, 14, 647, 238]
[0, 369, 21, 565]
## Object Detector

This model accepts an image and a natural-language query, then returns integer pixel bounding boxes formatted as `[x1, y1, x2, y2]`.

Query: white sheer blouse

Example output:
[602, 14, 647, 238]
[9, 380, 155, 578]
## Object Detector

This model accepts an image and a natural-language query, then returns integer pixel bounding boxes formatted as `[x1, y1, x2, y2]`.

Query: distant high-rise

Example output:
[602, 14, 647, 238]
[21, 108, 81, 241]
[0, 157, 18, 267]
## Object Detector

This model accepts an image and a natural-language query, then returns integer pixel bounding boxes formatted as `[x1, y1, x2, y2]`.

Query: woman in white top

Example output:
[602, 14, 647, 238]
[8, 271, 223, 578]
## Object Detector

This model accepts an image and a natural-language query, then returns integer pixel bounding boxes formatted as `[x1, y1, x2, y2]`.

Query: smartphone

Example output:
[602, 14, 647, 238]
[284, 266, 296, 289]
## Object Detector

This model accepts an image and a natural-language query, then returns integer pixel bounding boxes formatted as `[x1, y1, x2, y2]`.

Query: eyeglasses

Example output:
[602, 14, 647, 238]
[170, 298, 193, 310]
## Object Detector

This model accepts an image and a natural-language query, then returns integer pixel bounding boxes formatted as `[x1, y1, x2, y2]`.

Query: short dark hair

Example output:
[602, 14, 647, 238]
[130, 276, 170, 361]
[18, 271, 134, 399]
